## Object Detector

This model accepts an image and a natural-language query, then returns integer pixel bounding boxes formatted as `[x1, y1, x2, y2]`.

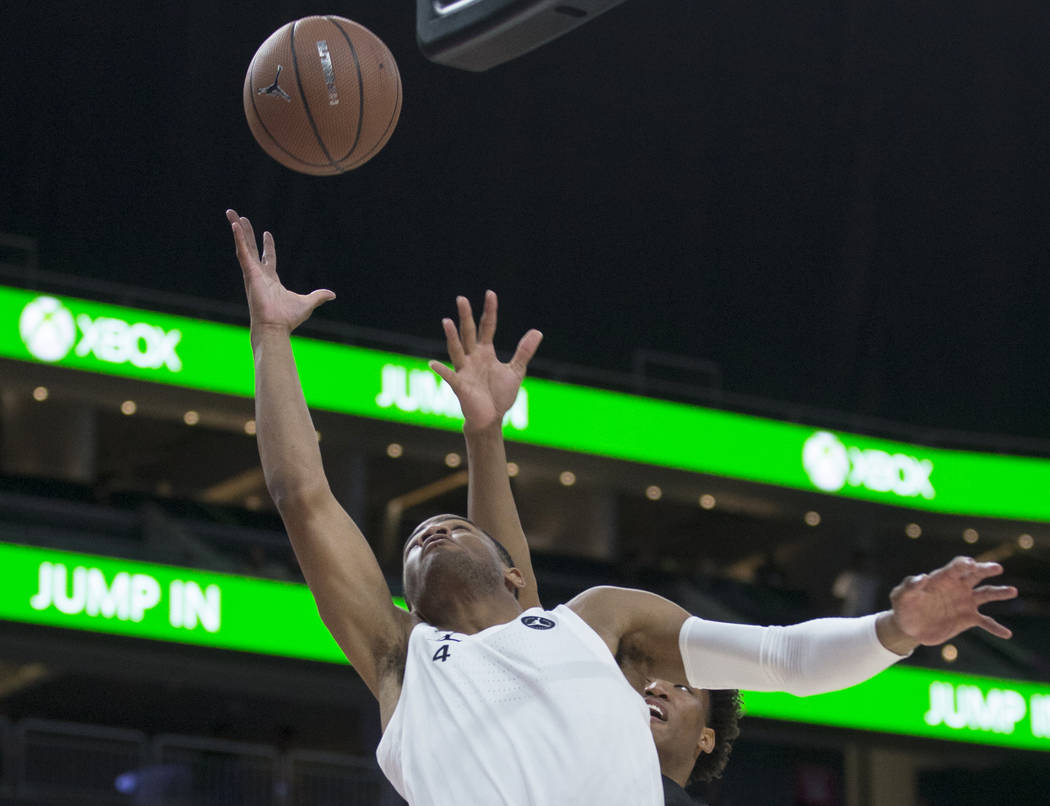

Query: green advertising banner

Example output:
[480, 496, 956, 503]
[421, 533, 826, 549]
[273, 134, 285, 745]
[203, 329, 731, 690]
[6, 285, 1050, 520]
[1, 542, 1048, 751]
[745, 666, 1050, 752]
[0, 540, 404, 664]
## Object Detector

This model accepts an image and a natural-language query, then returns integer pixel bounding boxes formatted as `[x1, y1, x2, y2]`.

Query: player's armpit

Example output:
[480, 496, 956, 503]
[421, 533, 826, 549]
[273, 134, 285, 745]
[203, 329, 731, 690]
[567, 586, 691, 685]
[278, 484, 413, 698]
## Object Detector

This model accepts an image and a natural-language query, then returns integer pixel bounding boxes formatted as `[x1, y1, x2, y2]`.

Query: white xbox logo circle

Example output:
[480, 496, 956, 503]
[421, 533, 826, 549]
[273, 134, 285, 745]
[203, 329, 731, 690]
[19, 296, 76, 362]
[802, 431, 850, 492]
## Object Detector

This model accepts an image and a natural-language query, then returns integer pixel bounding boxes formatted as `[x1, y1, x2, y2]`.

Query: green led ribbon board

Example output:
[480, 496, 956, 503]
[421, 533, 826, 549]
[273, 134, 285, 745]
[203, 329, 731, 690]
[6, 285, 1050, 521]
[0, 541, 409, 664]
[2, 542, 1048, 751]
[744, 665, 1050, 753]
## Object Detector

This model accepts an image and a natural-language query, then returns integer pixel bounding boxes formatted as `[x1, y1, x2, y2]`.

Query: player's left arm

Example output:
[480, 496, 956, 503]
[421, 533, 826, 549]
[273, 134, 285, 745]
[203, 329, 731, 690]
[428, 291, 544, 610]
[570, 556, 1017, 696]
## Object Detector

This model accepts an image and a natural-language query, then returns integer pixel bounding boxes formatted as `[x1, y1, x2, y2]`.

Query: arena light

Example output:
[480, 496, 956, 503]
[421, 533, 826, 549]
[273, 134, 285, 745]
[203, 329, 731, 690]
[3, 540, 1049, 751]
[7, 285, 1050, 522]
[416, 0, 630, 71]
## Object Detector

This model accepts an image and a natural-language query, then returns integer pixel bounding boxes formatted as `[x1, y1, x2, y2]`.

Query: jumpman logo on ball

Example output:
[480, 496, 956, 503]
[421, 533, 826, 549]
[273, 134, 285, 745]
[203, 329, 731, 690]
[257, 65, 291, 102]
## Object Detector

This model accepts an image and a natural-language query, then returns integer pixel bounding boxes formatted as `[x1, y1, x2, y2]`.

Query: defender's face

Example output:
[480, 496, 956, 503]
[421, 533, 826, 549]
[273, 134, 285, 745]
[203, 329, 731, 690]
[402, 515, 503, 601]
[645, 678, 714, 763]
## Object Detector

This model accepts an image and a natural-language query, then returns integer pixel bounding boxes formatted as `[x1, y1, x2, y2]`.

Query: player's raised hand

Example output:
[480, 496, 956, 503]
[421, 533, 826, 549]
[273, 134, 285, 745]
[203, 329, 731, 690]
[888, 556, 1017, 647]
[226, 209, 334, 333]
[428, 290, 542, 432]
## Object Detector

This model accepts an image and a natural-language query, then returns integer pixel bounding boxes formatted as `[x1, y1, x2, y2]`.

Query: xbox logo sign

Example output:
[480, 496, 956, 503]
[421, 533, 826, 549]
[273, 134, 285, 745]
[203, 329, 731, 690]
[802, 431, 851, 492]
[18, 295, 183, 372]
[803, 430, 936, 500]
[19, 296, 76, 362]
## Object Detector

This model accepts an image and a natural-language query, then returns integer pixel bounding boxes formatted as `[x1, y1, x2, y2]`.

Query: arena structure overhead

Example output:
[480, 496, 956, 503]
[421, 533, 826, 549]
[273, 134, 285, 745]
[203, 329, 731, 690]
[0, 270, 1047, 804]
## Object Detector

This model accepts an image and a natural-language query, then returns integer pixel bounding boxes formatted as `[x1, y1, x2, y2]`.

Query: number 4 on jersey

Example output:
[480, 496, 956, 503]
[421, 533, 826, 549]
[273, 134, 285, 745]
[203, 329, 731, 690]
[432, 644, 452, 663]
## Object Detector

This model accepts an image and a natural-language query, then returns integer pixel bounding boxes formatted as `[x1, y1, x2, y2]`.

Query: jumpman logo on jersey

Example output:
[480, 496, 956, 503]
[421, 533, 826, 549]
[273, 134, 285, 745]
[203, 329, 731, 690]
[521, 615, 556, 630]
[437, 632, 462, 643]
[257, 65, 292, 102]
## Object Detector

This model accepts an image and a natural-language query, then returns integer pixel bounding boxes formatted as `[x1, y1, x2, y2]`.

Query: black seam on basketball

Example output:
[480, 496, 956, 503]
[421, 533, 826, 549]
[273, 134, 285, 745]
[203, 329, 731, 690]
[328, 17, 365, 164]
[344, 58, 401, 170]
[290, 19, 338, 169]
[247, 27, 335, 170]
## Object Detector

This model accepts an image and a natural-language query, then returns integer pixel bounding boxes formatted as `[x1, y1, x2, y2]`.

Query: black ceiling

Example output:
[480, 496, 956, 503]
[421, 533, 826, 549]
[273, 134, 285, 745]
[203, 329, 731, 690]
[2, 0, 1048, 440]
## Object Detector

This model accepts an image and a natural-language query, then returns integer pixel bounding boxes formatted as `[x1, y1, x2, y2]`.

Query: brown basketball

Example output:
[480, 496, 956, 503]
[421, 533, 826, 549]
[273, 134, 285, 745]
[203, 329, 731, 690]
[243, 16, 402, 175]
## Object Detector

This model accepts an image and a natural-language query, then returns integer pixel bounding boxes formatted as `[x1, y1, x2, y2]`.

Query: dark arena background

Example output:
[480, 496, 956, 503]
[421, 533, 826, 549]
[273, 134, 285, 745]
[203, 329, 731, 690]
[1, 1, 1049, 804]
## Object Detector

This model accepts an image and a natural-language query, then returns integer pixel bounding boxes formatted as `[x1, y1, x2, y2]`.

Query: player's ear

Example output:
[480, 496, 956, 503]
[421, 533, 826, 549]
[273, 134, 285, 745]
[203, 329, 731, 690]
[503, 567, 525, 597]
[696, 727, 716, 756]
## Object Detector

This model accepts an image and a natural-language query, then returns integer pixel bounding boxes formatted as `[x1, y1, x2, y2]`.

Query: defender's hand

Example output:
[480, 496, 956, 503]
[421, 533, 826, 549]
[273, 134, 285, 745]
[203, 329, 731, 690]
[429, 291, 542, 432]
[886, 556, 1017, 648]
[226, 209, 334, 335]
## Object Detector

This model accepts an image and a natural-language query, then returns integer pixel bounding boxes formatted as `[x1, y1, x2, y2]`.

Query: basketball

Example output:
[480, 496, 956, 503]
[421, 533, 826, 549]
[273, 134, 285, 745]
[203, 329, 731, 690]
[242, 16, 402, 175]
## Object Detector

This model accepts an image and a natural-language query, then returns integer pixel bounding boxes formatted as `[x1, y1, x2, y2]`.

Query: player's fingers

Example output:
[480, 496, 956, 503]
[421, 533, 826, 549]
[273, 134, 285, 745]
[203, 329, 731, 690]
[457, 296, 477, 352]
[942, 555, 978, 580]
[901, 573, 928, 590]
[230, 222, 254, 270]
[971, 561, 1005, 581]
[509, 329, 543, 376]
[975, 613, 1013, 640]
[428, 359, 455, 384]
[261, 232, 277, 272]
[304, 289, 335, 311]
[973, 585, 1018, 605]
[478, 290, 497, 345]
[442, 317, 466, 367]
[237, 216, 260, 261]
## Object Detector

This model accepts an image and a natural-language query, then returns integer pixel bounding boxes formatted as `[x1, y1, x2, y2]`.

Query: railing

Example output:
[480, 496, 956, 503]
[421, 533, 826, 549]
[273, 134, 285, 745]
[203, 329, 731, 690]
[285, 750, 386, 806]
[17, 719, 146, 805]
[0, 716, 10, 798]
[0, 718, 386, 806]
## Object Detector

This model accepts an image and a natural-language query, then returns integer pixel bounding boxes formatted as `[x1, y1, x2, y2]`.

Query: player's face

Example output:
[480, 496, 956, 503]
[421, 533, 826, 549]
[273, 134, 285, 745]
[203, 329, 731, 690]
[401, 515, 504, 601]
[644, 678, 715, 768]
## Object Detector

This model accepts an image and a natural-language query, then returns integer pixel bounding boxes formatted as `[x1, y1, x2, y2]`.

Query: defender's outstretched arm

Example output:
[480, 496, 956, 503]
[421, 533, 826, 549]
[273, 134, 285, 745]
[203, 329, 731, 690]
[429, 291, 543, 610]
[572, 556, 1017, 695]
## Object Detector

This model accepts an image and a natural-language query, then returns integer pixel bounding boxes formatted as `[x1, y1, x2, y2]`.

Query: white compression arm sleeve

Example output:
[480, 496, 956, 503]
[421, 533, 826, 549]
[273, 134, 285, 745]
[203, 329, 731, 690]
[678, 613, 906, 696]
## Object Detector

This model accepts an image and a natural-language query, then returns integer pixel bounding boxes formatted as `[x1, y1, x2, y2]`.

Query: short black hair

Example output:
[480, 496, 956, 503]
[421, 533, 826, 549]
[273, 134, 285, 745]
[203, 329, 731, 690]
[487, 533, 515, 570]
[482, 529, 518, 599]
[688, 689, 742, 784]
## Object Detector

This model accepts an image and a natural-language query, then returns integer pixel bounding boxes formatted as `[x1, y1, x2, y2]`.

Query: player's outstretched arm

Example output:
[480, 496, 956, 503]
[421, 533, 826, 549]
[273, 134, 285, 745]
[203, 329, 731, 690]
[428, 291, 543, 610]
[572, 556, 1016, 696]
[227, 210, 410, 698]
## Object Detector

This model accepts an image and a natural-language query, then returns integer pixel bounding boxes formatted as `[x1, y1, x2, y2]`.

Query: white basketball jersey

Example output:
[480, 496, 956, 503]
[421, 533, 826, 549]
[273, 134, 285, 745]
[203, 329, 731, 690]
[376, 604, 662, 806]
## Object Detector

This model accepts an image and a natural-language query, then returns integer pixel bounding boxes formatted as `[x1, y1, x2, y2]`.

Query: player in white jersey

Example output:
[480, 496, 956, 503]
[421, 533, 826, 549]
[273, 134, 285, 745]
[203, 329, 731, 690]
[227, 211, 1018, 806]
[429, 290, 1025, 799]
